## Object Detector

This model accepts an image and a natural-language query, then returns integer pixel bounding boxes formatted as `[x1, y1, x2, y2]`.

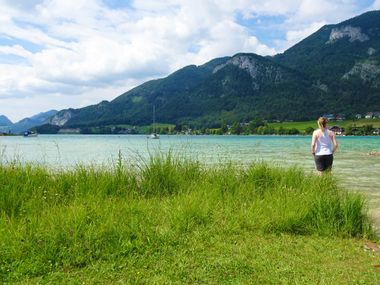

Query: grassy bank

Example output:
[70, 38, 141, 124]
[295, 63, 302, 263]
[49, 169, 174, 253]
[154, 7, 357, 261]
[1, 154, 379, 284]
[269, 118, 380, 132]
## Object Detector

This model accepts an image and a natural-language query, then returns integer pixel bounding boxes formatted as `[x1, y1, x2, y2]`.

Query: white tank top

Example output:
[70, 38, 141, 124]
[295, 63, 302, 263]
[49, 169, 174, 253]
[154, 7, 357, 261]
[315, 129, 332, 155]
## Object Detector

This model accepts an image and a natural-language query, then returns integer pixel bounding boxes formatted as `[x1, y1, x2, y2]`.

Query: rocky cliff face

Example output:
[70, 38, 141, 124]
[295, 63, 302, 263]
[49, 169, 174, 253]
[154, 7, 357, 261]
[368, 47, 376, 55]
[343, 60, 380, 88]
[213, 55, 285, 89]
[49, 110, 73, 126]
[326, 25, 369, 44]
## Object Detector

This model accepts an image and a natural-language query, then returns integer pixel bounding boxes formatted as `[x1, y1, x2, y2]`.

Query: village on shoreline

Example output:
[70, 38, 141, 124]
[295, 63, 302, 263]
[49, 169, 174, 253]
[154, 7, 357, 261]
[1, 112, 380, 137]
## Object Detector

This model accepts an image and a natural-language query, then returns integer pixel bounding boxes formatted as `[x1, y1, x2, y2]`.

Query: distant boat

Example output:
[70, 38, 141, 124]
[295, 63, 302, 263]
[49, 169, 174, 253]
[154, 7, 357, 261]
[148, 105, 160, 139]
[149, 133, 160, 139]
[23, 130, 38, 137]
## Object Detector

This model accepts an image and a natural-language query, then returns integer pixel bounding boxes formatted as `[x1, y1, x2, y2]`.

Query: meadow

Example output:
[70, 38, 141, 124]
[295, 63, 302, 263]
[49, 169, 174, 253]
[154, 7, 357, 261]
[1, 153, 380, 284]
[269, 118, 380, 132]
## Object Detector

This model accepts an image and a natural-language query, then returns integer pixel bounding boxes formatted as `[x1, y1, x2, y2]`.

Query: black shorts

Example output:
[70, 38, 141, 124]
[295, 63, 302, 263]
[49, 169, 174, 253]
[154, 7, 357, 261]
[314, 154, 333, 171]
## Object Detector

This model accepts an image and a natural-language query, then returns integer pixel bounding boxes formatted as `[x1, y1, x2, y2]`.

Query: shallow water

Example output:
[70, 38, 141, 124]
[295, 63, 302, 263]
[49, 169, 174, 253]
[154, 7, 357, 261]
[1, 134, 379, 220]
[1, 135, 379, 189]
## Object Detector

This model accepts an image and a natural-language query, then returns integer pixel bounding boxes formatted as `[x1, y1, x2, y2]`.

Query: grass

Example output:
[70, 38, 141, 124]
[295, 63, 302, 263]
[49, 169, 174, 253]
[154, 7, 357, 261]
[269, 118, 380, 132]
[0, 153, 379, 284]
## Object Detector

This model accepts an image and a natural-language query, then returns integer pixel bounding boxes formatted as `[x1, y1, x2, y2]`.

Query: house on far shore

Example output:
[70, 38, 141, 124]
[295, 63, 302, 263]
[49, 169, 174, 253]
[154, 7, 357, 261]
[355, 114, 362, 119]
[58, 128, 80, 134]
[330, 125, 344, 135]
[365, 112, 374, 119]
[335, 114, 346, 121]
[374, 112, 380, 118]
[322, 114, 335, 121]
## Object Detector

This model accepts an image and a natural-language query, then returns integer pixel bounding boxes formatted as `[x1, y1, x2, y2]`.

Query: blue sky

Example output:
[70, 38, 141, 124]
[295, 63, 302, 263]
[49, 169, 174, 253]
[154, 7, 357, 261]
[0, 0, 379, 122]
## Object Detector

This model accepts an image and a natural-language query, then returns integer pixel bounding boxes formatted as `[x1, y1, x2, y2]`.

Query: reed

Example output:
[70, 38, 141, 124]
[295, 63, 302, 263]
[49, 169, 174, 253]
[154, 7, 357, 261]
[0, 154, 375, 283]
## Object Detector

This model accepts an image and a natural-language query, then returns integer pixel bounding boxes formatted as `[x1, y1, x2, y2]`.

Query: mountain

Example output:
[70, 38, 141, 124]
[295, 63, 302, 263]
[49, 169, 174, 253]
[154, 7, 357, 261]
[0, 115, 12, 126]
[274, 10, 380, 82]
[273, 10, 380, 114]
[10, 110, 58, 134]
[0, 115, 13, 133]
[51, 54, 324, 128]
[48, 10, 380, 130]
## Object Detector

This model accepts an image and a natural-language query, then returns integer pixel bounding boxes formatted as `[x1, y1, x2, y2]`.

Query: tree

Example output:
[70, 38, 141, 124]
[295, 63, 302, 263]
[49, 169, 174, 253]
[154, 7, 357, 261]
[249, 119, 265, 133]
[230, 122, 242, 135]
[287, 128, 300, 135]
[363, 124, 373, 135]
[174, 124, 182, 132]
[304, 127, 315, 135]
[221, 123, 228, 134]
[278, 127, 286, 135]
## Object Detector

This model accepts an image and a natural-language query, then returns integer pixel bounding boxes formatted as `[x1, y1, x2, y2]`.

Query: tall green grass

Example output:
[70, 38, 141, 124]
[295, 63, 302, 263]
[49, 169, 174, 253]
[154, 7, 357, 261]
[0, 153, 374, 282]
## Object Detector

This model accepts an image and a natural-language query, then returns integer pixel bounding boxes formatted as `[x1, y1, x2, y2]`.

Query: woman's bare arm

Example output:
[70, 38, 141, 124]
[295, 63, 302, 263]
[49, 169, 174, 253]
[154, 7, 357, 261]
[311, 131, 317, 155]
[330, 131, 338, 153]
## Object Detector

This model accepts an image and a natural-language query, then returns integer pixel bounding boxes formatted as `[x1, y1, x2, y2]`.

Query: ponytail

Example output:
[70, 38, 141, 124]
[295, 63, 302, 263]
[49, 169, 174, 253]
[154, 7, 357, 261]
[317, 117, 328, 131]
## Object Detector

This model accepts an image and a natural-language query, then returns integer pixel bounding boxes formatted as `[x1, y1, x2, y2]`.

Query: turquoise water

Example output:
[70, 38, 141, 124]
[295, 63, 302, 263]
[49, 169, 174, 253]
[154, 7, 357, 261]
[1, 134, 378, 192]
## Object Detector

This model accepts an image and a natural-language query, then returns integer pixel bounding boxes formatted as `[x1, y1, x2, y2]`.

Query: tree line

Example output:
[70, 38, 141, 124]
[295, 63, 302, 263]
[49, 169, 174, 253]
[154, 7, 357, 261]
[150, 120, 307, 136]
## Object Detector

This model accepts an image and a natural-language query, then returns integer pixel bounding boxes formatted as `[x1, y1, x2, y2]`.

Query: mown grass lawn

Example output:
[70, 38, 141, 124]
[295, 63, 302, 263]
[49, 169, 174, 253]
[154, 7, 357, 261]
[1, 154, 380, 284]
[17, 233, 380, 284]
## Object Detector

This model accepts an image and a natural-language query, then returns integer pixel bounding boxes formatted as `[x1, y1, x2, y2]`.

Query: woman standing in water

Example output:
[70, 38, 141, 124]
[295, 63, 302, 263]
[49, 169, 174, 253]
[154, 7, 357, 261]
[311, 117, 338, 174]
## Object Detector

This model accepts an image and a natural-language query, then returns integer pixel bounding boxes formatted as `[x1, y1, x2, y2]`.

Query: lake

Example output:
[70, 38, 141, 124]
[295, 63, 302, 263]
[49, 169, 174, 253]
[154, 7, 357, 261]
[1, 134, 379, 221]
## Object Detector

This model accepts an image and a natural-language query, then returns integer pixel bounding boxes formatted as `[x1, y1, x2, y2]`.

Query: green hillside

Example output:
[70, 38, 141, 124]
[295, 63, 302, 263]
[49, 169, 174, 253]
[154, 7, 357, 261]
[274, 10, 380, 83]
[273, 10, 380, 115]
[55, 53, 322, 128]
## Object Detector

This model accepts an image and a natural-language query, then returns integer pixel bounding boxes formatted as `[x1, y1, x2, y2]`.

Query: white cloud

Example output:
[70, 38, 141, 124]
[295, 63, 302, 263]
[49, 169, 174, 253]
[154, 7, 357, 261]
[0, 0, 376, 121]
[231, 0, 373, 52]
[294, 0, 360, 23]
[246, 0, 303, 16]
[282, 21, 327, 50]
[370, 0, 380, 9]
[0, 44, 33, 58]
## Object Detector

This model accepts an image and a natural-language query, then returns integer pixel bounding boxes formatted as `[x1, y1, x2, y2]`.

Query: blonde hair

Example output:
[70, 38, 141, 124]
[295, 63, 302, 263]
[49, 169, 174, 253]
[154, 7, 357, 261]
[317, 117, 328, 131]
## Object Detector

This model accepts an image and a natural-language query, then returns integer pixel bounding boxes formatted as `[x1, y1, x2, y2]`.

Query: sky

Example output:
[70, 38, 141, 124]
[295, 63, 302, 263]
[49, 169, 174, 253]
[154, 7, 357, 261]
[0, 0, 379, 122]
